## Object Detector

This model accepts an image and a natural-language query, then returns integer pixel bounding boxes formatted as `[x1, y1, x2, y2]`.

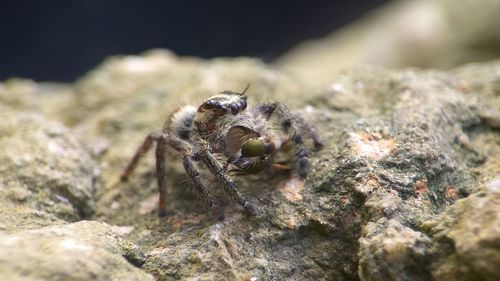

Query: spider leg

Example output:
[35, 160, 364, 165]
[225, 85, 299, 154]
[182, 153, 225, 220]
[155, 134, 169, 217]
[258, 102, 323, 150]
[199, 149, 257, 216]
[120, 132, 161, 181]
[292, 135, 309, 178]
[257, 102, 322, 178]
[165, 135, 224, 220]
[302, 123, 323, 151]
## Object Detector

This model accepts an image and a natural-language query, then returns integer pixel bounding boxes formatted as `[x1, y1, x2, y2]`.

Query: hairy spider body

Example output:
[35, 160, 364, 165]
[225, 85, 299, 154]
[120, 89, 322, 220]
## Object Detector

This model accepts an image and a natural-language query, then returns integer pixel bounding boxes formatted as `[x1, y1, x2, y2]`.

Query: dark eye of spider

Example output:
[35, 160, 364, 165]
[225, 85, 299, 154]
[241, 139, 266, 157]
[230, 104, 239, 114]
[240, 99, 247, 110]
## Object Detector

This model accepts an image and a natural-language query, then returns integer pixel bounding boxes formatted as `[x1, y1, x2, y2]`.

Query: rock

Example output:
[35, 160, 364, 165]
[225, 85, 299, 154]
[359, 219, 433, 281]
[0, 106, 96, 232]
[0, 50, 498, 280]
[276, 0, 500, 84]
[0, 221, 154, 281]
[70, 49, 308, 125]
[68, 52, 498, 280]
[319, 64, 499, 281]
[422, 179, 500, 281]
[0, 78, 75, 125]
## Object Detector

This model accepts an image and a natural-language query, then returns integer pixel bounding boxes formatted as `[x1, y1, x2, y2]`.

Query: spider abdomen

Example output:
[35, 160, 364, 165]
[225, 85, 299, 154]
[166, 105, 197, 140]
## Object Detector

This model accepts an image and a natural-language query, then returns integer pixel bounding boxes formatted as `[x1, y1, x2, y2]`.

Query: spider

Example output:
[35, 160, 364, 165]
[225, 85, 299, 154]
[120, 86, 322, 220]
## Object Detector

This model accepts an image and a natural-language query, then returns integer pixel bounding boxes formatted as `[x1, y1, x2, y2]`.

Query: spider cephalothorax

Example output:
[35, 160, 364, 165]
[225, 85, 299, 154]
[120, 88, 322, 220]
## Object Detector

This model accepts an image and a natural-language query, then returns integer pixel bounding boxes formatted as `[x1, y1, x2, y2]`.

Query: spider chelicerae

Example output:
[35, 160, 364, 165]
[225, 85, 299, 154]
[120, 86, 322, 220]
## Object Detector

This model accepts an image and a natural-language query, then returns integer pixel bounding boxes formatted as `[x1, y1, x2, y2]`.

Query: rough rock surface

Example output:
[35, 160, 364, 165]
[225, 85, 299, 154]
[0, 44, 500, 280]
[0, 221, 154, 281]
[422, 179, 500, 281]
[0, 50, 498, 280]
[0, 106, 96, 232]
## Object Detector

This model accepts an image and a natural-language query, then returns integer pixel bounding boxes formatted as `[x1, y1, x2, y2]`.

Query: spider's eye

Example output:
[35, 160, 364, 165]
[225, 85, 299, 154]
[230, 104, 239, 115]
[240, 99, 247, 110]
[241, 139, 266, 157]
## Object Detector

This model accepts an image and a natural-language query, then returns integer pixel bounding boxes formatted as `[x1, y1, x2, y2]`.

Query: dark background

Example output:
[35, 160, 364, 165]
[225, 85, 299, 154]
[0, 0, 388, 82]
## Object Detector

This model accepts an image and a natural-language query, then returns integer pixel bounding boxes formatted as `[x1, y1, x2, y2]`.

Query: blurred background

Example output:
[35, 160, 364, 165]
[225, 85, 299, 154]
[0, 0, 388, 81]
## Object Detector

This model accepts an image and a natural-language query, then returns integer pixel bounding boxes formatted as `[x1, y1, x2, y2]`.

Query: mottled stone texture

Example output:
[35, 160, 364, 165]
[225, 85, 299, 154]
[422, 179, 500, 281]
[0, 49, 498, 280]
[0, 221, 154, 281]
[0, 107, 96, 232]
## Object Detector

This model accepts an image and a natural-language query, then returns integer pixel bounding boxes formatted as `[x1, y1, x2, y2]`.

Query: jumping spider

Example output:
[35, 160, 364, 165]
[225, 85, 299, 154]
[120, 87, 322, 220]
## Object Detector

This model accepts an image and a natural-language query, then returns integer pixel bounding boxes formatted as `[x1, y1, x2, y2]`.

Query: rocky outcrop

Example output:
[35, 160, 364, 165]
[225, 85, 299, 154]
[0, 221, 153, 281]
[0, 106, 96, 232]
[1, 50, 497, 280]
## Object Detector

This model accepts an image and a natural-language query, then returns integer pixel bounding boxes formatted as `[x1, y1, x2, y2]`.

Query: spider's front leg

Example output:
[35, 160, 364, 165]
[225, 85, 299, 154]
[164, 135, 225, 220]
[181, 153, 225, 220]
[197, 147, 258, 216]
